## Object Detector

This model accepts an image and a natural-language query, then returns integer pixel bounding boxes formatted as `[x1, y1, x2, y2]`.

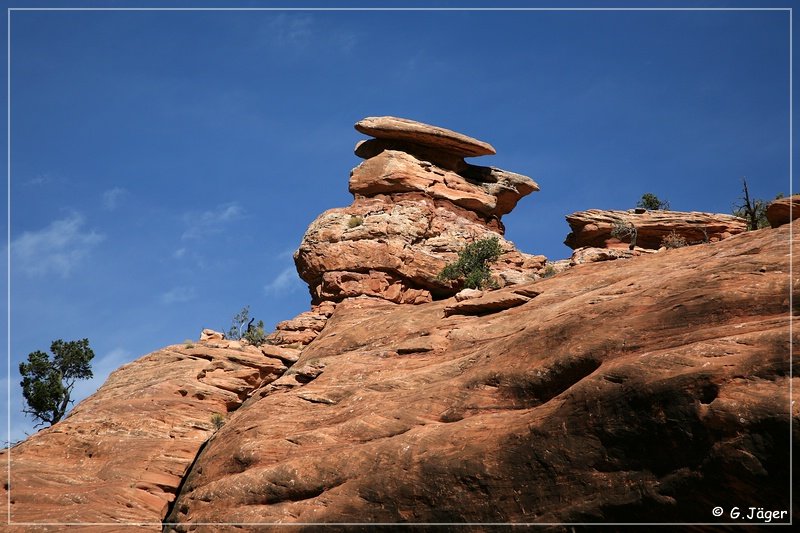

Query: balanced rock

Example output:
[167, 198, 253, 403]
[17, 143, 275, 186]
[565, 209, 748, 250]
[765, 195, 799, 228]
[355, 116, 496, 157]
[294, 117, 543, 305]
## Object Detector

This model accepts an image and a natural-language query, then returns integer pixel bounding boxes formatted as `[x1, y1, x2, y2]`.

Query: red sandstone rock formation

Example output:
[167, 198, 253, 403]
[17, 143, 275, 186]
[565, 208, 747, 250]
[766, 195, 799, 228]
[2, 118, 795, 530]
[294, 117, 543, 307]
[159, 220, 795, 528]
[3, 222, 794, 530]
[0, 339, 287, 527]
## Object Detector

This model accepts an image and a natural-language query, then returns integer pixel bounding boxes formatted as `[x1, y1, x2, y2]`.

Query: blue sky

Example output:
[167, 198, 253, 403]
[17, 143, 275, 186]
[1, 2, 793, 442]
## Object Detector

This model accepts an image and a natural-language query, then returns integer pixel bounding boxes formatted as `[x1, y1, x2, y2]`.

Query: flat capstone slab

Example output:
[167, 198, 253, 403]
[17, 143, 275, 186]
[355, 116, 496, 158]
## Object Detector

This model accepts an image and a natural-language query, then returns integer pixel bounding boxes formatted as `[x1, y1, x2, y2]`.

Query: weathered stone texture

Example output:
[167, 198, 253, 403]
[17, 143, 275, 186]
[766, 195, 799, 228]
[1, 341, 288, 529]
[164, 220, 795, 527]
[565, 209, 747, 250]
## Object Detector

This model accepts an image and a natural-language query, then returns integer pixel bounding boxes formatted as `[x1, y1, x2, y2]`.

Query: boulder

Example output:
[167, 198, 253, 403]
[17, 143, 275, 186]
[454, 288, 484, 302]
[355, 116, 496, 157]
[765, 195, 800, 228]
[199, 328, 224, 341]
[565, 209, 747, 250]
[570, 246, 657, 265]
[443, 290, 532, 316]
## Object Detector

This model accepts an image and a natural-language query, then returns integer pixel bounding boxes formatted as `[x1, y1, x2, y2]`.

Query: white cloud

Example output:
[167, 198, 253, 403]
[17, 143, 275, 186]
[333, 31, 358, 54]
[102, 187, 128, 211]
[256, 15, 357, 54]
[264, 266, 303, 296]
[160, 286, 197, 305]
[173, 247, 187, 259]
[22, 172, 66, 188]
[264, 13, 313, 47]
[11, 213, 105, 278]
[277, 247, 297, 260]
[181, 202, 244, 240]
[25, 174, 49, 186]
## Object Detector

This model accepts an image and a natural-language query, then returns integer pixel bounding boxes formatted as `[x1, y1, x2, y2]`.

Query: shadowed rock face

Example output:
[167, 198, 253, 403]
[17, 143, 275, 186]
[565, 209, 748, 250]
[161, 221, 795, 528]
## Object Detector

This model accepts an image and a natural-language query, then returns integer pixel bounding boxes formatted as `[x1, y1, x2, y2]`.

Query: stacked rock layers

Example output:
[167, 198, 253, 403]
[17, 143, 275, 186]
[294, 116, 543, 306]
[565, 209, 748, 250]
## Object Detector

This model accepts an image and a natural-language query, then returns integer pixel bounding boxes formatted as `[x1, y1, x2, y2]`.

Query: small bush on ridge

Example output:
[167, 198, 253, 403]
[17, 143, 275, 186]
[637, 193, 670, 211]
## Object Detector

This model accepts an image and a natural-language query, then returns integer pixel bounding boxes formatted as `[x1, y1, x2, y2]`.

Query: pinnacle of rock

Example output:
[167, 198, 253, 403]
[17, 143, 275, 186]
[293, 116, 544, 305]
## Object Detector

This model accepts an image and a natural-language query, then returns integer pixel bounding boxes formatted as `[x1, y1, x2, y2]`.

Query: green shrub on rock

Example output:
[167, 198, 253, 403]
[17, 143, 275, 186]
[227, 306, 267, 346]
[438, 236, 502, 290]
[243, 320, 267, 347]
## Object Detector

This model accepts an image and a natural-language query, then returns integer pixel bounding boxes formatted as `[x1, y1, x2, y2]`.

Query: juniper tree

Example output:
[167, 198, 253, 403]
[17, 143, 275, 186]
[19, 338, 94, 427]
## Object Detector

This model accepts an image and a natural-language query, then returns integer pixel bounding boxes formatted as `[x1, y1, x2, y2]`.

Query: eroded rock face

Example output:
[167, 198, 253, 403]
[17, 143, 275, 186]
[294, 117, 542, 305]
[766, 195, 799, 228]
[349, 149, 538, 217]
[295, 196, 540, 304]
[565, 209, 748, 250]
[165, 219, 795, 528]
[266, 301, 336, 350]
[0, 339, 288, 528]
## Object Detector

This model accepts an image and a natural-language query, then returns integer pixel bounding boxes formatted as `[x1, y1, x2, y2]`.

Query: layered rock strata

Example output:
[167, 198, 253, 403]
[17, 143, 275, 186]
[766, 195, 799, 228]
[165, 218, 796, 528]
[265, 301, 336, 351]
[565, 208, 748, 250]
[1, 339, 289, 527]
[295, 116, 543, 305]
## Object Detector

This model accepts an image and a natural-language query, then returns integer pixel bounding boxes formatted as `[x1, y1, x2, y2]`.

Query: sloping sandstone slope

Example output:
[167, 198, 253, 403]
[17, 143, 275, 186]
[165, 221, 797, 529]
[1, 341, 289, 531]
